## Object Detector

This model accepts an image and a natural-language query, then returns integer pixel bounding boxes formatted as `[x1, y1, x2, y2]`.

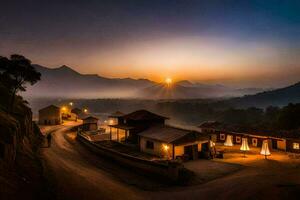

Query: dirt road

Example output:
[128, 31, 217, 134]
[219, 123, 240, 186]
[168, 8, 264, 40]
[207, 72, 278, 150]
[42, 123, 300, 200]
[42, 123, 144, 200]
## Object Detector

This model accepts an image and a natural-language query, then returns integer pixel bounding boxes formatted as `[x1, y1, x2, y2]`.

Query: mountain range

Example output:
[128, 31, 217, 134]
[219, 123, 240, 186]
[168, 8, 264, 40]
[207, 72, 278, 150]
[26, 65, 154, 98]
[25, 65, 294, 102]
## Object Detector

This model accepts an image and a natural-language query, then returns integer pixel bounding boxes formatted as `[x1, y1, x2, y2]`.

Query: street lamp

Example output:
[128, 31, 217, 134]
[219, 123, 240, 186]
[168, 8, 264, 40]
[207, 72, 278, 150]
[69, 102, 73, 106]
[61, 106, 67, 112]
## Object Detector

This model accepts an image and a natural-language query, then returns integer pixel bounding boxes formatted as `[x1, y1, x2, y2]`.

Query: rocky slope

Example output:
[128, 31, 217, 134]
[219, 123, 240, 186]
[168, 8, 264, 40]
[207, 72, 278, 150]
[0, 87, 51, 199]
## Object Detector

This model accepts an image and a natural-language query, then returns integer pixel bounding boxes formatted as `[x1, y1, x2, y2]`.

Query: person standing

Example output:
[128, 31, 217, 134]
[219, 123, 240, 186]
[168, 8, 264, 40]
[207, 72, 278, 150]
[47, 133, 52, 147]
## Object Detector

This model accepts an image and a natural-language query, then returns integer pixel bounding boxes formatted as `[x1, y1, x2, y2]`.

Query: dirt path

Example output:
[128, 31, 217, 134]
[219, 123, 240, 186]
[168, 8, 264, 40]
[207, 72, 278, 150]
[42, 123, 144, 200]
[41, 123, 300, 200]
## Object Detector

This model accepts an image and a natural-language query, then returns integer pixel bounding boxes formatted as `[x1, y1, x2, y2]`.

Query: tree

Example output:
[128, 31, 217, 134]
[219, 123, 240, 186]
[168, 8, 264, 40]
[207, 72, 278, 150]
[0, 54, 41, 112]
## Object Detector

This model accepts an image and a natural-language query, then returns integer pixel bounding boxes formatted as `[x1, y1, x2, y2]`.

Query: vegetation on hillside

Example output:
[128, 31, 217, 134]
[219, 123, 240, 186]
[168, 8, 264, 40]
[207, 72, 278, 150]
[157, 101, 300, 131]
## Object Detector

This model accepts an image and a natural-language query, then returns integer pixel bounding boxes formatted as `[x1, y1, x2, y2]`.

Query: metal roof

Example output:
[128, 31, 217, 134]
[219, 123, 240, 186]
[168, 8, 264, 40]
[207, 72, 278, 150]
[39, 105, 60, 112]
[138, 125, 193, 143]
[82, 116, 99, 120]
[122, 109, 168, 121]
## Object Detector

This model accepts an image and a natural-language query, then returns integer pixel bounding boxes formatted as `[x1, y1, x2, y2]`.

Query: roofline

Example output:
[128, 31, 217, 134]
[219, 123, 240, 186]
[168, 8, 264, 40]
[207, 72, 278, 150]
[82, 116, 99, 120]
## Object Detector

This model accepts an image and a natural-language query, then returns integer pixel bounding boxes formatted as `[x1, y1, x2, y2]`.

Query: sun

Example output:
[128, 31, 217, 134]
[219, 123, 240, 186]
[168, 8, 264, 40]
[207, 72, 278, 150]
[165, 77, 172, 85]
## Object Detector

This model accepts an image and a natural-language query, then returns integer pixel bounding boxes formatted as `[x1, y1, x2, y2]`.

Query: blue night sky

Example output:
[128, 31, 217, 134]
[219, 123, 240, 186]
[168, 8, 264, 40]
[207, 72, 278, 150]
[1, 0, 300, 87]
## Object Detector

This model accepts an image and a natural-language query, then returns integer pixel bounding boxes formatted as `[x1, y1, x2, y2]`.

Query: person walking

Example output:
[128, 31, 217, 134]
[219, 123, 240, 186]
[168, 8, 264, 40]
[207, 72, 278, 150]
[47, 133, 52, 147]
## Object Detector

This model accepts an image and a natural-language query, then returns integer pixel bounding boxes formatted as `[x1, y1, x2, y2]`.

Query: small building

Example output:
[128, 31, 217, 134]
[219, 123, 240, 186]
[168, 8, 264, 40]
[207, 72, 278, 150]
[199, 121, 300, 153]
[38, 105, 61, 125]
[108, 110, 168, 143]
[82, 116, 99, 131]
[108, 111, 124, 125]
[71, 108, 82, 116]
[139, 125, 210, 160]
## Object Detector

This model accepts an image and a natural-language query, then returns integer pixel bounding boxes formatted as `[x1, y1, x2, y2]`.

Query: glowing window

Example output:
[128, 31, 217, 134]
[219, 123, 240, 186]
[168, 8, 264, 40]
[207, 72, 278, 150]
[220, 134, 225, 141]
[293, 143, 300, 150]
[146, 141, 154, 149]
[236, 136, 241, 143]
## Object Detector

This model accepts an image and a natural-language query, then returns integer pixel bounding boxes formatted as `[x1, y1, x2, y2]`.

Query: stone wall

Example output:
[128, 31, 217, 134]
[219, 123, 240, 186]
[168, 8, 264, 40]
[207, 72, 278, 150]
[77, 133, 183, 182]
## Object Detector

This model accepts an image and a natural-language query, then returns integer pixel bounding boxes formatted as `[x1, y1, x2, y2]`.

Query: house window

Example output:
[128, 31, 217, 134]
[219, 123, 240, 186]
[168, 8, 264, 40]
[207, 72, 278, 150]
[293, 143, 300, 150]
[220, 134, 225, 141]
[252, 138, 258, 147]
[146, 140, 154, 149]
[236, 136, 241, 143]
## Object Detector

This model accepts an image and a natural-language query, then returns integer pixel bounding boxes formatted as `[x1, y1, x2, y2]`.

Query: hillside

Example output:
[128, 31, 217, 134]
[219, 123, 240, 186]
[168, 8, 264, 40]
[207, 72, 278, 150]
[228, 82, 300, 108]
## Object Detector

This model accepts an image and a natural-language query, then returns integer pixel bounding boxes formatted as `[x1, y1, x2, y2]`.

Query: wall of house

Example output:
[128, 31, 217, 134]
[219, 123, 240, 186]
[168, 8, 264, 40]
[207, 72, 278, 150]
[78, 134, 183, 182]
[216, 132, 267, 148]
[286, 139, 300, 153]
[276, 139, 286, 151]
[110, 128, 127, 142]
[174, 146, 184, 157]
[140, 137, 171, 159]
[39, 108, 61, 125]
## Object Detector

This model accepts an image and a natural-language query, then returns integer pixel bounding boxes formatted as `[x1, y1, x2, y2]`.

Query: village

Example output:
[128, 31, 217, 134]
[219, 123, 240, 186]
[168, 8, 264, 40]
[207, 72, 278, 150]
[37, 102, 300, 185]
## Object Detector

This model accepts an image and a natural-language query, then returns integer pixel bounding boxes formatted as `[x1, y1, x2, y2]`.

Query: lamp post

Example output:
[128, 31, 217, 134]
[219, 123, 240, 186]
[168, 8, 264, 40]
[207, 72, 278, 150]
[240, 138, 250, 157]
[260, 140, 271, 159]
[224, 135, 233, 146]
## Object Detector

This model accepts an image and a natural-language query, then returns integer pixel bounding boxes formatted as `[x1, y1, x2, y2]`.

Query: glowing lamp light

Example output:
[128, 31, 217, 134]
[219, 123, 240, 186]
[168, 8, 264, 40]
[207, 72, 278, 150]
[84, 108, 88, 113]
[210, 140, 215, 147]
[224, 135, 233, 146]
[240, 138, 250, 157]
[163, 144, 169, 151]
[260, 140, 271, 159]
[61, 106, 67, 112]
[69, 102, 73, 106]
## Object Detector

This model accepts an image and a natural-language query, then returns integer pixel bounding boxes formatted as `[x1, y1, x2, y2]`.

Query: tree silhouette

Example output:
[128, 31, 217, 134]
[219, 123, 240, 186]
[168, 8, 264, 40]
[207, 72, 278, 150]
[0, 54, 41, 112]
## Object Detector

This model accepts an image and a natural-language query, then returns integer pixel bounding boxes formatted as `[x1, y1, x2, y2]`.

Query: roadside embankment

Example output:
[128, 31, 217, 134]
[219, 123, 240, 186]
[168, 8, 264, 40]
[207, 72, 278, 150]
[0, 106, 53, 200]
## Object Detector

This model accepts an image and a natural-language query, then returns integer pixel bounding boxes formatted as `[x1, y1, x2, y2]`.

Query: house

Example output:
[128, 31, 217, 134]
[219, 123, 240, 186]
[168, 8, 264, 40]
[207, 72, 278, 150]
[38, 105, 61, 125]
[108, 111, 124, 125]
[108, 110, 168, 143]
[71, 108, 82, 116]
[71, 108, 84, 120]
[139, 125, 210, 160]
[199, 121, 300, 153]
[82, 116, 99, 131]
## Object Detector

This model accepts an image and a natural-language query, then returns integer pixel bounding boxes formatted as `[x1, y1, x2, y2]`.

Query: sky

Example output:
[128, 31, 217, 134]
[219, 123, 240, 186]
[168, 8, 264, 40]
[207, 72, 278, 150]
[1, 0, 300, 88]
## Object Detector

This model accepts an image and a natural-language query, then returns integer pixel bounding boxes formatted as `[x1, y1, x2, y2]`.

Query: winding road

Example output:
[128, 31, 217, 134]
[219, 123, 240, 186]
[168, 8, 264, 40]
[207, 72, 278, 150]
[42, 122, 144, 200]
[41, 122, 300, 200]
